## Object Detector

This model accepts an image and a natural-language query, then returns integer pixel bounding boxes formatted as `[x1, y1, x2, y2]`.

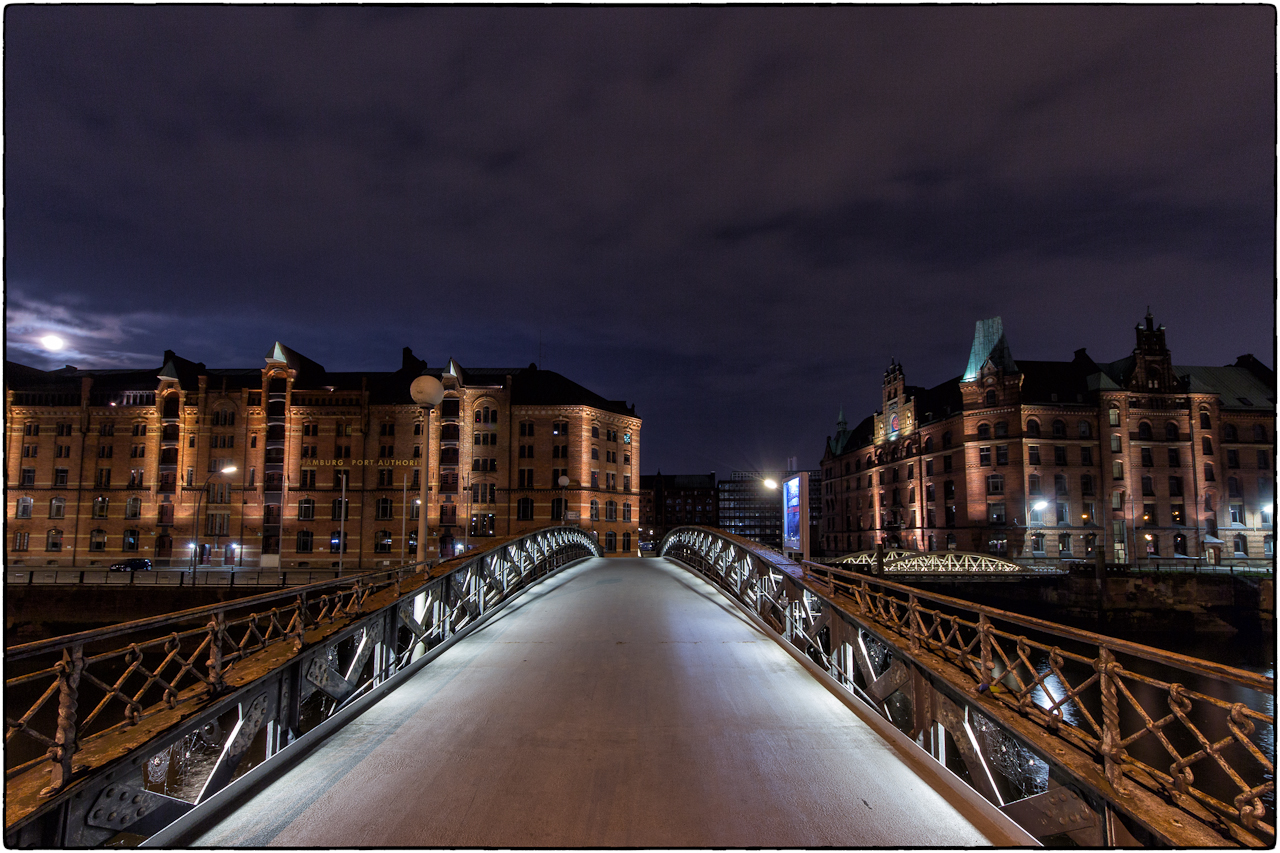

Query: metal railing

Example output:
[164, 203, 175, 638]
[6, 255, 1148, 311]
[6, 569, 350, 588]
[661, 526, 1274, 848]
[4, 526, 599, 846]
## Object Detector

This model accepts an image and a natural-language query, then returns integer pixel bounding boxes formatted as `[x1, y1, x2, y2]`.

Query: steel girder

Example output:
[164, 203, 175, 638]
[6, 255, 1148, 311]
[5, 526, 600, 847]
[659, 525, 1273, 848]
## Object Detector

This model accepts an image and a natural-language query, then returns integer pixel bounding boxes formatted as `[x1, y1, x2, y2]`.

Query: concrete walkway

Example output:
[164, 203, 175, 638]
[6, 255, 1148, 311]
[191, 557, 1028, 847]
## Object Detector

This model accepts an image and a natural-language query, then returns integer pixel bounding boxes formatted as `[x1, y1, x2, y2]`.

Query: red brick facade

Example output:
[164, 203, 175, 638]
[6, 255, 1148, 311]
[6, 345, 640, 568]
[819, 316, 1274, 567]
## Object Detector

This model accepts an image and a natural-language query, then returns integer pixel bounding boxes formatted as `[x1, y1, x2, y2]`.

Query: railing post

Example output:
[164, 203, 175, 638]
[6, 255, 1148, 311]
[1097, 646, 1130, 796]
[907, 594, 922, 653]
[41, 644, 84, 796]
[977, 614, 993, 689]
[207, 611, 227, 694]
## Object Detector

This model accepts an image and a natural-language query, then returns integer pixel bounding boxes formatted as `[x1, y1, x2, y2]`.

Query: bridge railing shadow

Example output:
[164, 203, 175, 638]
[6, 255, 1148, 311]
[4, 526, 599, 847]
[660, 525, 1274, 849]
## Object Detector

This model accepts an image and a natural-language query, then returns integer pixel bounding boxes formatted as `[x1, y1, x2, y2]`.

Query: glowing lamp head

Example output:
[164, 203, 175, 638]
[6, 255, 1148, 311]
[1033, 500, 1048, 511]
[221, 465, 237, 474]
[763, 478, 778, 490]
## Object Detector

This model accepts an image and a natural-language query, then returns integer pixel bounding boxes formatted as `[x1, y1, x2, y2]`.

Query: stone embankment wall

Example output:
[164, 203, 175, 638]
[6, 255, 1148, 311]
[5, 586, 255, 644]
[908, 572, 1273, 637]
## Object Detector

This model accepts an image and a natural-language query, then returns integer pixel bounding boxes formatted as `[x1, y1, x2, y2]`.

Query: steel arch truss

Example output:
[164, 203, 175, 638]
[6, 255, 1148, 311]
[834, 549, 1066, 576]
[660, 526, 1273, 848]
[5, 526, 599, 847]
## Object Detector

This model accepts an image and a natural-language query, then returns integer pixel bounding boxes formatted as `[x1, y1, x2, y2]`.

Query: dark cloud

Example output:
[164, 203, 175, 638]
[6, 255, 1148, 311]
[5, 5, 1274, 473]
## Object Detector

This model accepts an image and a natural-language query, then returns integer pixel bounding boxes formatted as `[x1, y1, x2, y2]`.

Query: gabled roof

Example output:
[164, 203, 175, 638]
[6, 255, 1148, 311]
[1177, 365, 1275, 410]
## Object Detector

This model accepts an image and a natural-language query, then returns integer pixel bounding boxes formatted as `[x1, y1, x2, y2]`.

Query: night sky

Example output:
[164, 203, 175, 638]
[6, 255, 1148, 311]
[5, 6, 1275, 476]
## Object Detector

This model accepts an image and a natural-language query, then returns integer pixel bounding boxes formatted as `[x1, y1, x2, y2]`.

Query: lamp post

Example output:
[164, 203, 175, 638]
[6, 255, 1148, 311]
[410, 375, 445, 567]
[192, 465, 237, 576]
[558, 475, 570, 526]
[400, 472, 420, 565]
[1026, 499, 1048, 559]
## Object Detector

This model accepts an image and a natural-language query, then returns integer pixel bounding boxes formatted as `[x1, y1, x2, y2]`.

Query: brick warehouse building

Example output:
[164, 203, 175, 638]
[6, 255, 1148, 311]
[819, 315, 1274, 567]
[6, 344, 641, 569]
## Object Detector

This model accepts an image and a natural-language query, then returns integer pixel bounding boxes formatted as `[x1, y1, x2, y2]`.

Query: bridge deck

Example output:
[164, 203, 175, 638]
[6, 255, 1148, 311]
[190, 557, 1029, 847]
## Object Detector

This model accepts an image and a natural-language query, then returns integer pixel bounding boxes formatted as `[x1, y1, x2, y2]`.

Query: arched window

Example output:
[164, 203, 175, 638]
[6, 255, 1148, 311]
[942, 432, 952, 449]
[332, 498, 349, 520]
[1055, 474, 1068, 495]
[89, 529, 107, 551]
[1224, 424, 1238, 442]
[1080, 473, 1094, 496]
[1202, 437, 1213, 455]
[376, 497, 394, 520]
[985, 390, 998, 406]
[1078, 421, 1092, 439]
[125, 496, 142, 519]
[1112, 460, 1124, 480]
[924, 436, 933, 453]
[1165, 422, 1179, 441]
[16, 497, 33, 518]
[551, 497, 566, 521]
[986, 474, 1003, 495]
[47, 529, 63, 551]
[1058, 533, 1071, 554]
[1233, 534, 1248, 556]
[122, 529, 140, 552]
[590, 500, 600, 521]
[604, 530, 617, 552]
[1025, 419, 1040, 437]
[1174, 533, 1188, 556]
[1109, 407, 1121, 427]
[330, 532, 347, 554]
[441, 423, 460, 441]
[1027, 474, 1041, 495]
[296, 530, 313, 553]
[1051, 419, 1067, 438]
[591, 425, 600, 438]
[162, 393, 180, 418]
[49, 497, 66, 519]
[1200, 410, 1211, 429]
[1137, 421, 1153, 441]
[93, 496, 109, 518]
[374, 531, 393, 553]
[605, 500, 617, 521]
[1031, 532, 1045, 553]
[977, 423, 991, 440]
[622, 502, 632, 522]
[591, 447, 599, 460]
[622, 532, 631, 553]
[516, 497, 534, 520]
[994, 421, 1008, 438]
[1254, 424, 1267, 442]
[299, 498, 315, 520]
[1145, 534, 1159, 556]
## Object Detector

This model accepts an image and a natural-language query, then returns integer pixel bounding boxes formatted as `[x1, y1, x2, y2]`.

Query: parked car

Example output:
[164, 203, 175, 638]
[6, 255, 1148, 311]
[109, 558, 153, 572]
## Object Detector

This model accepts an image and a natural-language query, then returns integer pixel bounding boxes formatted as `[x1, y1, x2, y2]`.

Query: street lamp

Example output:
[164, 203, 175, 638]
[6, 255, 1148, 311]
[410, 374, 445, 567]
[192, 465, 237, 574]
[558, 475, 570, 525]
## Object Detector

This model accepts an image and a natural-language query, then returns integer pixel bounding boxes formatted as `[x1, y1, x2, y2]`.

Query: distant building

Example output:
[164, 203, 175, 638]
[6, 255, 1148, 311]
[6, 344, 641, 568]
[638, 472, 718, 548]
[819, 314, 1274, 567]
[718, 470, 821, 551]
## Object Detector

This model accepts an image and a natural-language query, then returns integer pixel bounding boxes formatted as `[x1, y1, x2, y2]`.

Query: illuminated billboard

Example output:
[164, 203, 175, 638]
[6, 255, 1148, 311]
[782, 473, 808, 557]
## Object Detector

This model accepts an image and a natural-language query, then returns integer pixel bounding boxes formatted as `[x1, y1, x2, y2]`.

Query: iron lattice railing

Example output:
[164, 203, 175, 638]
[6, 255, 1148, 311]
[5, 526, 599, 846]
[661, 526, 1274, 847]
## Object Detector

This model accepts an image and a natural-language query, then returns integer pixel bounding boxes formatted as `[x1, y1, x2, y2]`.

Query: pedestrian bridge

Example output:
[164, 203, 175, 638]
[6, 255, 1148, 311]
[4, 526, 1273, 848]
